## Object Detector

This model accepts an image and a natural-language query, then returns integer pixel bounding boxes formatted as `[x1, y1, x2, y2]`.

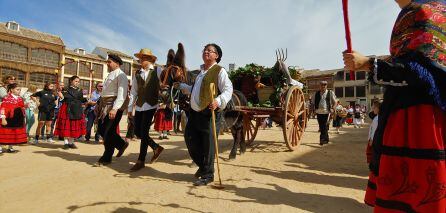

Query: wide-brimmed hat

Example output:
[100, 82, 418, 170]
[134, 48, 157, 62]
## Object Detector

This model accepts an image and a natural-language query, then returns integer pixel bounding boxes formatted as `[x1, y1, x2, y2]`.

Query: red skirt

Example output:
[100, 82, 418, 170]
[368, 104, 446, 212]
[54, 103, 86, 138]
[365, 172, 377, 207]
[0, 125, 27, 145]
[154, 109, 172, 131]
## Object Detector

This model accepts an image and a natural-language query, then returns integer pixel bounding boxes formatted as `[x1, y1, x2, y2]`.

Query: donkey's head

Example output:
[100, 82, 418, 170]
[159, 43, 187, 105]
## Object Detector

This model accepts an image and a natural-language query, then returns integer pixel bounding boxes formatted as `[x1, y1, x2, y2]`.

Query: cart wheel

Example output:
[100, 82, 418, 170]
[243, 114, 260, 146]
[283, 86, 306, 151]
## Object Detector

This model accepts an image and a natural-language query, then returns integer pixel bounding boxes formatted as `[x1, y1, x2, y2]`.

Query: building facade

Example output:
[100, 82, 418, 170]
[0, 21, 64, 88]
[62, 48, 107, 95]
[92, 47, 134, 80]
[301, 69, 337, 99]
[302, 62, 386, 109]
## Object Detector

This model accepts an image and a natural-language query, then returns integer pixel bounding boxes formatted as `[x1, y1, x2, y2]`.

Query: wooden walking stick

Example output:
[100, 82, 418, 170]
[342, 0, 355, 80]
[210, 83, 224, 189]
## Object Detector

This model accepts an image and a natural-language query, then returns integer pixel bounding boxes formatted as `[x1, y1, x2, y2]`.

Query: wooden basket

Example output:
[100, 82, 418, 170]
[257, 86, 275, 103]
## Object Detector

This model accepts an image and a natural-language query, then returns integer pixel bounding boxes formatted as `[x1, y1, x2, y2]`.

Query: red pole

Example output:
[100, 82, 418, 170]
[342, 0, 355, 80]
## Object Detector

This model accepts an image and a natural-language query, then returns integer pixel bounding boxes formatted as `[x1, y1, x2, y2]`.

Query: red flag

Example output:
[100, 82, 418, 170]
[342, 0, 355, 80]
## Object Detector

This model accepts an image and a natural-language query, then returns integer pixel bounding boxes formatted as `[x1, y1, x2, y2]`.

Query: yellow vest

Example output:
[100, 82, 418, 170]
[197, 64, 221, 111]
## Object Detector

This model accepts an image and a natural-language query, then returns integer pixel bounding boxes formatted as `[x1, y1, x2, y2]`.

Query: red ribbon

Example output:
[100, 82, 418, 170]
[342, 0, 355, 80]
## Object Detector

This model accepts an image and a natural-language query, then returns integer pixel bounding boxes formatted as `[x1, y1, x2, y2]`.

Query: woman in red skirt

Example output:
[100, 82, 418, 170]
[343, 0, 446, 211]
[154, 103, 173, 140]
[54, 76, 87, 149]
[0, 83, 27, 154]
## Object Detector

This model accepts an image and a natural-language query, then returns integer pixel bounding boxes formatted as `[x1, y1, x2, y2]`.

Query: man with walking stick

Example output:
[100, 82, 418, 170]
[175, 43, 233, 186]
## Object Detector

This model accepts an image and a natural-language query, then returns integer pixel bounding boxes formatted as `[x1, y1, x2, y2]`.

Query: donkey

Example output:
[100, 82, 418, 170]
[156, 43, 247, 160]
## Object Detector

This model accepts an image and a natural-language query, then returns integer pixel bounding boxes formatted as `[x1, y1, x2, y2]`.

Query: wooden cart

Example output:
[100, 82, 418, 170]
[235, 85, 307, 151]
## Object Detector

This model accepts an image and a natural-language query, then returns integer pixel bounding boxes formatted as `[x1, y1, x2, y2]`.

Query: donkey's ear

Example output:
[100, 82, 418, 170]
[173, 43, 185, 68]
[166, 49, 175, 66]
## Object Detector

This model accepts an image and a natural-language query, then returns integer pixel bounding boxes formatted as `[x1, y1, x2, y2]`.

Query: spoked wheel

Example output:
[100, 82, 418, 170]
[282, 86, 306, 151]
[243, 114, 261, 146]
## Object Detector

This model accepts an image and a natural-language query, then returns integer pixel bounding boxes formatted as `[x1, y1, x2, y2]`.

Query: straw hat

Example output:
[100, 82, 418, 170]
[134, 48, 157, 62]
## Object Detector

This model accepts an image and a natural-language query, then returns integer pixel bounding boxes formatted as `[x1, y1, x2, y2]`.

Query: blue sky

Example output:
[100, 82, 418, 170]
[0, 0, 401, 70]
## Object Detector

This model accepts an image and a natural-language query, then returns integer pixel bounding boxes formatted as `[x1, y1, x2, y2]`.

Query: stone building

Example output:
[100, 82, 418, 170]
[62, 48, 107, 95]
[0, 21, 64, 88]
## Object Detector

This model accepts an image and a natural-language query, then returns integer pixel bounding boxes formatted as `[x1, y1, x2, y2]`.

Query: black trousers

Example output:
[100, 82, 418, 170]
[134, 109, 160, 162]
[125, 115, 135, 139]
[185, 109, 221, 179]
[86, 110, 100, 141]
[317, 114, 329, 143]
[98, 110, 125, 162]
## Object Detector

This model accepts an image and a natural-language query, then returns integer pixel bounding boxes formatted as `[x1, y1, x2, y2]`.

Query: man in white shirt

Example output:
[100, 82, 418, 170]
[95, 54, 129, 166]
[176, 43, 233, 186]
[127, 48, 165, 172]
[312, 81, 337, 145]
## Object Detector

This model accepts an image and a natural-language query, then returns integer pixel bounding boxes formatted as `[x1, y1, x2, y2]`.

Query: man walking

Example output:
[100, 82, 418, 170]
[127, 48, 165, 172]
[95, 54, 129, 166]
[313, 81, 336, 145]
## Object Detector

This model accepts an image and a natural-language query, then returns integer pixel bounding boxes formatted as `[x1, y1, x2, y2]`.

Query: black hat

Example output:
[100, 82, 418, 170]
[108, 54, 123, 65]
[206, 43, 222, 63]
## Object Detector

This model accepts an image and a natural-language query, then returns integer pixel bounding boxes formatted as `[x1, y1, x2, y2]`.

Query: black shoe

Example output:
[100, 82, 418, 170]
[130, 161, 145, 172]
[194, 169, 205, 178]
[158, 136, 163, 140]
[193, 177, 214, 186]
[116, 141, 129, 157]
[228, 150, 237, 160]
[68, 143, 78, 149]
[163, 136, 168, 140]
[63, 144, 70, 149]
[6, 148, 18, 153]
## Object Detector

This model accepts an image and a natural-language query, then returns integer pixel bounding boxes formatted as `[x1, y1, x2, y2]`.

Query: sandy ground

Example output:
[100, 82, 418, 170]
[0, 117, 373, 213]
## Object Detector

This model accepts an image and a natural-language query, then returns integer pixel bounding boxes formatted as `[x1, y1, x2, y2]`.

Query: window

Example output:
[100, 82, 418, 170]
[64, 58, 77, 75]
[345, 72, 353, 81]
[0, 40, 27, 62]
[120, 62, 131, 76]
[0, 67, 26, 86]
[356, 71, 366, 80]
[335, 87, 344, 98]
[79, 61, 91, 77]
[92, 63, 103, 79]
[335, 71, 344, 81]
[64, 77, 70, 86]
[345, 86, 354, 97]
[356, 86, 366, 97]
[79, 79, 90, 90]
[7, 22, 19, 31]
[31, 48, 60, 67]
[29, 73, 56, 89]
[370, 84, 384, 94]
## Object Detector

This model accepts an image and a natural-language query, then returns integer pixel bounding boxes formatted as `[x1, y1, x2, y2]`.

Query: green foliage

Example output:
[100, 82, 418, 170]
[230, 63, 288, 107]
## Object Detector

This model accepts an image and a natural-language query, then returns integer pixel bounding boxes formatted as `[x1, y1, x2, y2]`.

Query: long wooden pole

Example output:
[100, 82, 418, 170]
[210, 83, 223, 188]
[342, 0, 355, 80]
